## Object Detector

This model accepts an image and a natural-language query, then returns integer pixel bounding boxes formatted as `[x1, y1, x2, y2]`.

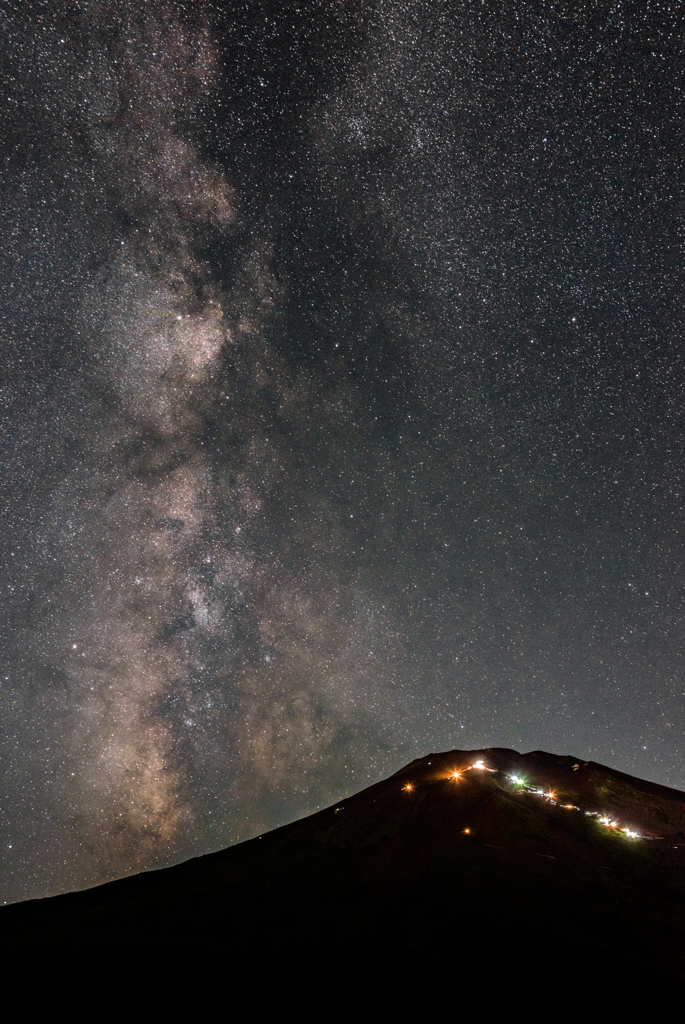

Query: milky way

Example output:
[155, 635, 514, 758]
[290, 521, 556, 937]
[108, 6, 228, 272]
[2, 1, 685, 901]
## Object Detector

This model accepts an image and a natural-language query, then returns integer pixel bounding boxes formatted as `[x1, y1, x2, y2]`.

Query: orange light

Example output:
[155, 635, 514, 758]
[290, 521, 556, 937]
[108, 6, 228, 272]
[452, 771, 461, 780]
[463, 828, 471, 834]
[403, 783, 413, 792]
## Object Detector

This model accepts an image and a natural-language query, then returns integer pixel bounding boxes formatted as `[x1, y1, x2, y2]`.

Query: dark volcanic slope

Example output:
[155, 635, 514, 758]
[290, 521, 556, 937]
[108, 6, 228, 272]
[3, 748, 685, 1012]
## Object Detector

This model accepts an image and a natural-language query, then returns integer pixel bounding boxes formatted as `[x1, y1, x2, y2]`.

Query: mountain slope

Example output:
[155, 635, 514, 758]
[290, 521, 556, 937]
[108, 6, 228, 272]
[3, 748, 685, 1013]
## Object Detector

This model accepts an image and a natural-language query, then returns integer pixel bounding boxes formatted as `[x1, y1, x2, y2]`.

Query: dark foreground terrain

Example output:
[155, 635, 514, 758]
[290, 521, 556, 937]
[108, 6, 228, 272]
[3, 748, 685, 1014]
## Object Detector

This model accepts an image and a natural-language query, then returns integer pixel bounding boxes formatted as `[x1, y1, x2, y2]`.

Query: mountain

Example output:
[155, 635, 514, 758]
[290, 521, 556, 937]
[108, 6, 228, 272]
[3, 748, 685, 1014]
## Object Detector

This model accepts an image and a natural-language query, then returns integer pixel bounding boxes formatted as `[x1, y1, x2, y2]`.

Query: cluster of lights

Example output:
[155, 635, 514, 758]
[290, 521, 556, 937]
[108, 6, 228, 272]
[400, 759, 643, 841]
[588, 812, 641, 839]
[508, 775, 567, 804]
[506, 773, 641, 836]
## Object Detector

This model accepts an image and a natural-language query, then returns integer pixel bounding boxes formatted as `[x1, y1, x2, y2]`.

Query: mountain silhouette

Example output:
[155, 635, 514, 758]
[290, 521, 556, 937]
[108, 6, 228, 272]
[3, 748, 685, 1014]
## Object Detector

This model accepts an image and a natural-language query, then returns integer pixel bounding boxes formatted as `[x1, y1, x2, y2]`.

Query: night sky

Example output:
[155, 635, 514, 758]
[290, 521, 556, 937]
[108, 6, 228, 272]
[2, 0, 684, 903]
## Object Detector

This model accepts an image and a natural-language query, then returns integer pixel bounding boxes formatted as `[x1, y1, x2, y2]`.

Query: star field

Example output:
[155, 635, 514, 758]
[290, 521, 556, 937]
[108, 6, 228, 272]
[1, 0, 684, 902]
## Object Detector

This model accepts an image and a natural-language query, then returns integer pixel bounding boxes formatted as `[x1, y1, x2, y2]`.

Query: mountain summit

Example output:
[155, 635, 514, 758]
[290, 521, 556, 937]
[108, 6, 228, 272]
[3, 748, 685, 1012]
